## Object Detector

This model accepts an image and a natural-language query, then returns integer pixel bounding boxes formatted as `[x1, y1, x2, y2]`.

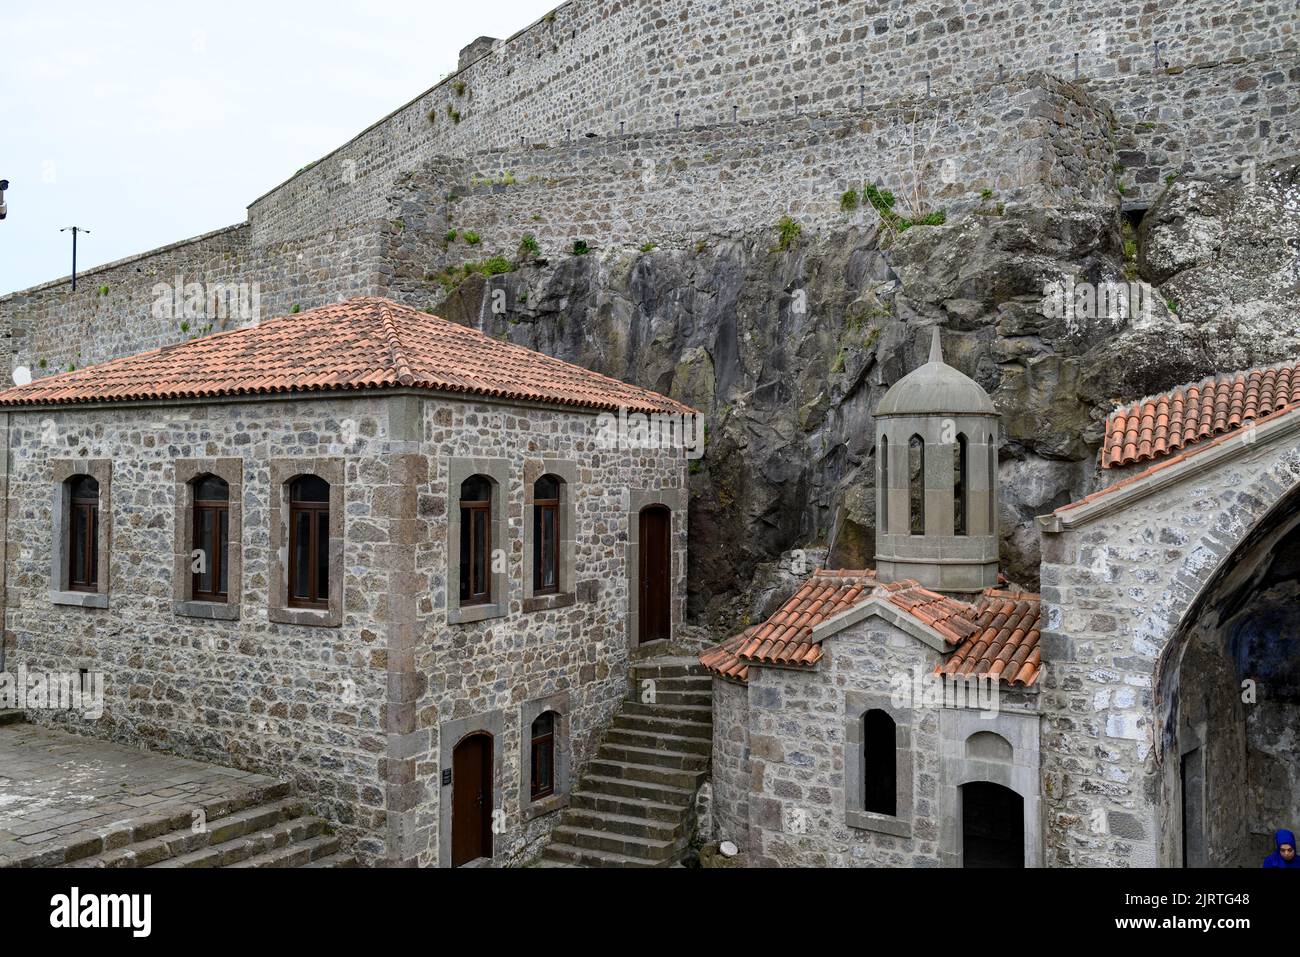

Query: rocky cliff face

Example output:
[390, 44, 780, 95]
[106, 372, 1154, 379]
[424, 162, 1299, 631]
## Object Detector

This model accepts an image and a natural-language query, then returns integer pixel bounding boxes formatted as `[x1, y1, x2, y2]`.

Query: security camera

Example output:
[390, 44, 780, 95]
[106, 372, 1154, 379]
[0, 180, 8, 220]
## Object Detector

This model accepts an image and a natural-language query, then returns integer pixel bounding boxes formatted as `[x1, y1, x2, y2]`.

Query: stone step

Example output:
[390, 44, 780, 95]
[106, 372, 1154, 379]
[550, 824, 676, 861]
[629, 689, 712, 707]
[561, 806, 684, 842]
[604, 727, 711, 755]
[0, 710, 26, 726]
[65, 795, 307, 868]
[621, 701, 713, 723]
[540, 842, 661, 868]
[303, 852, 358, 868]
[627, 674, 713, 692]
[628, 659, 710, 681]
[612, 712, 711, 740]
[227, 832, 341, 868]
[598, 742, 709, 772]
[586, 759, 702, 791]
[150, 815, 325, 868]
[577, 773, 695, 806]
[570, 789, 687, 823]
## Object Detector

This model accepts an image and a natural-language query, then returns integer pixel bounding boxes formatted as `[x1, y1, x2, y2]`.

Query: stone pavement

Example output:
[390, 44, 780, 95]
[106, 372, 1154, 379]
[0, 722, 280, 866]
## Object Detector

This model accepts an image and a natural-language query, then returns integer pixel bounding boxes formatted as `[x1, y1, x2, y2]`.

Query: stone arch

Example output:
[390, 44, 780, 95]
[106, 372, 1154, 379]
[1153, 476, 1300, 867]
[1039, 423, 1300, 866]
[965, 730, 1013, 762]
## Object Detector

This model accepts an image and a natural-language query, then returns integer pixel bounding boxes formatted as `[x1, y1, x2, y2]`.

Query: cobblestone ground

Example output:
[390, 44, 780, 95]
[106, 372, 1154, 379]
[0, 723, 278, 865]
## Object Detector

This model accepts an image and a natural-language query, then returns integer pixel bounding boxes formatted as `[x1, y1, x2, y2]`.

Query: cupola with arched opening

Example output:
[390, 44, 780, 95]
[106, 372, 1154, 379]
[874, 328, 1000, 593]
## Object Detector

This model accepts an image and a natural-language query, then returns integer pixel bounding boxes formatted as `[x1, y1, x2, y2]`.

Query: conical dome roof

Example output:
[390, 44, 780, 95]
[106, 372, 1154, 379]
[875, 328, 997, 417]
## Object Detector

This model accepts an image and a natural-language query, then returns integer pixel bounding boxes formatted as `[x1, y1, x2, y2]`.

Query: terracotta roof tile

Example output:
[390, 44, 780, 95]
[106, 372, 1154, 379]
[939, 590, 1043, 688]
[698, 571, 877, 680]
[1061, 398, 1300, 515]
[699, 575, 1043, 688]
[0, 297, 696, 416]
[1101, 361, 1300, 470]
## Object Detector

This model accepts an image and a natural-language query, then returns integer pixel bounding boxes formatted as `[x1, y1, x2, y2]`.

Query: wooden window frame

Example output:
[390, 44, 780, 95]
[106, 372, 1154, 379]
[532, 477, 561, 597]
[191, 477, 230, 604]
[530, 712, 556, 801]
[68, 479, 99, 594]
[460, 480, 493, 607]
[288, 479, 330, 611]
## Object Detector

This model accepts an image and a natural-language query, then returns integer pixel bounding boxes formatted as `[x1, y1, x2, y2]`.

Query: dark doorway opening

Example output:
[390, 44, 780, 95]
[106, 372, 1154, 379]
[452, 733, 493, 867]
[1181, 747, 1206, 867]
[962, 781, 1024, 868]
[638, 506, 671, 645]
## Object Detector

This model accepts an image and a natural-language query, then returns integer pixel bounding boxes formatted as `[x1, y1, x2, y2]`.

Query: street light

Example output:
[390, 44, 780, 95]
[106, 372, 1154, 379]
[0, 180, 8, 220]
[61, 226, 90, 291]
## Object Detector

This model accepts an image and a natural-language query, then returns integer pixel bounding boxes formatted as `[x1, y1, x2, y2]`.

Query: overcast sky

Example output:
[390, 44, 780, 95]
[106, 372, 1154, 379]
[0, 0, 558, 292]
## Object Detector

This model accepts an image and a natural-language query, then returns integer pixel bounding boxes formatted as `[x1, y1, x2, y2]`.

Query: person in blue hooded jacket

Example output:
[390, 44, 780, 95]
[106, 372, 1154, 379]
[1263, 829, 1299, 868]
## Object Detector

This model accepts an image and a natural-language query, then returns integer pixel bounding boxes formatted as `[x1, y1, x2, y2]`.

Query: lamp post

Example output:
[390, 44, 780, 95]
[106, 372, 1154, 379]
[61, 226, 90, 291]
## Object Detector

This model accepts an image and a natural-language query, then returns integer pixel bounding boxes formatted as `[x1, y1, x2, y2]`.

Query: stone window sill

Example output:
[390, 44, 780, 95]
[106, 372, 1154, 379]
[846, 809, 912, 838]
[522, 592, 577, 615]
[174, 600, 240, 622]
[50, 591, 108, 609]
[269, 606, 342, 628]
[523, 793, 569, 822]
[448, 602, 506, 626]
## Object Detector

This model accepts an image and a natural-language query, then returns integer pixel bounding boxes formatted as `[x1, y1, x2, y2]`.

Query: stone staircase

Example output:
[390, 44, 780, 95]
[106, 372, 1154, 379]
[62, 785, 355, 870]
[540, 657, 712, 867]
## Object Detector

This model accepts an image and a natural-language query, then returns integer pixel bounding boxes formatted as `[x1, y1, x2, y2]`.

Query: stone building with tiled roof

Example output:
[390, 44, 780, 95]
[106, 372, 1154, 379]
[700, 332, 1046, 868]
[0, 298, 694, 868]
[701, 339, 1300, 869]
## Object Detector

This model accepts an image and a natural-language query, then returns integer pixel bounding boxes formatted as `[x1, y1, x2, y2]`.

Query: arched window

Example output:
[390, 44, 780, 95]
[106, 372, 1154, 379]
[533, 475, 561, 595]
[908, 435, 925, 536]
[460, 476, 493, 606]
[289, 476, 330, 609]
[954, 433, 969, 537]
[879, 436, 889, 536]
[67, 476, 100, 593]
[192, 474, 230, 603]
[988, 433, 997, 534]
[530, 711, 557, 800]
[863, 709, 897, 817]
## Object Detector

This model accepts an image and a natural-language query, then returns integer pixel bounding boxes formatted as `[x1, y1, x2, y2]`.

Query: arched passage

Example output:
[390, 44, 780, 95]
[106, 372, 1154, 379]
[961, 781, 1024, 868]
[1155, 482, 1300, 867]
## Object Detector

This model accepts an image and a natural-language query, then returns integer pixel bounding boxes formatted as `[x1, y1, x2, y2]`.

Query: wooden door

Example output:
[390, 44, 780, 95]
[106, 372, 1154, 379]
[452, 733, 493, 867]
[639, 506, 671, 645]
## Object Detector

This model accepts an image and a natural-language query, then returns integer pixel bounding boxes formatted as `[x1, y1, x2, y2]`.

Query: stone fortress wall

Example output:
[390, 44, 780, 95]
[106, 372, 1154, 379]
[247, 0, 1300, 242]
[2, 0, 1298, 379]
[395, 73, 1112, 272]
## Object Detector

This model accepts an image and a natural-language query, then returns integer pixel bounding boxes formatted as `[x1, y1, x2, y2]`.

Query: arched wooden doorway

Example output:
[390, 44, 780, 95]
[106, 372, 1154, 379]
[638, 506, 671, 645]
[452, 732, 493, 867]
[962, 781, 1024, 868]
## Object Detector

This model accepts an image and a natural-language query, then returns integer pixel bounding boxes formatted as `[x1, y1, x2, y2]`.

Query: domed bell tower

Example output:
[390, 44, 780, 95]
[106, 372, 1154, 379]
[874, 328, 1000, 594]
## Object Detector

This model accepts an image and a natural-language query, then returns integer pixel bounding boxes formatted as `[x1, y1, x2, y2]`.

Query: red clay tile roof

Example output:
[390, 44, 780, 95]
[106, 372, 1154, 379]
[939, 590, 1042, 688]
[698, 629, 755, 684]
[699, 573, 1043, 688]
[0, 297, 695, 415]
[1101, 361, 1300, 470]
[886, 584, 980, 646]
[1061, 398, 1300, 515]
[732, 570, 877, 670]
